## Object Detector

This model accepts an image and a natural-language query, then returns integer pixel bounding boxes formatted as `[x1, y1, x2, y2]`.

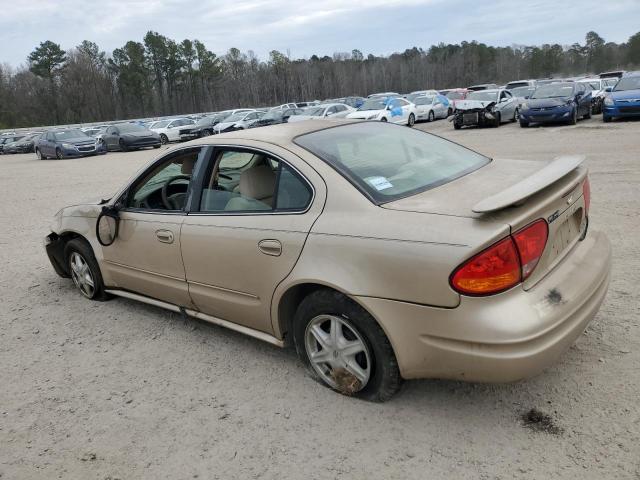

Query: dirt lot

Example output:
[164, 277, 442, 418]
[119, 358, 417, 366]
[1, 116, 639, 479]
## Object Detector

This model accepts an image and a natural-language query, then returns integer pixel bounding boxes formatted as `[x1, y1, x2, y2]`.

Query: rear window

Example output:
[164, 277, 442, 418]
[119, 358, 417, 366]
[294, 122, 489, 203]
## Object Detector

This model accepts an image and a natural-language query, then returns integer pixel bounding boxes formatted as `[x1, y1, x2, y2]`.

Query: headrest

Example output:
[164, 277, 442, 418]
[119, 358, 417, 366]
[239, 165, 276, 200]
[181, 154, 198, 175]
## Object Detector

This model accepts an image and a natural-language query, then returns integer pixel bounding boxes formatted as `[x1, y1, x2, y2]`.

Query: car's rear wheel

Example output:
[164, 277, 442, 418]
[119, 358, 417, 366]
[428, 111, 435, 122]
[55, 148, 63, 160]
[119, 139, 129, 152]
[447, 107, 453, 116]
[293, 289, 402, 402]
[64, 239, 110, 301]
[584, 108, 592, 119]
[160, 134, 169, 145]
[407, 113, 415, 127]
[513, 108, 519, 122]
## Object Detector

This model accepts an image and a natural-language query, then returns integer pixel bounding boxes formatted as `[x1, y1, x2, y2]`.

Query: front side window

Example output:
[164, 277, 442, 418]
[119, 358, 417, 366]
[199, 150, 312, 213]
[295, 122, 489, 204]
[127, 147, 203, 211]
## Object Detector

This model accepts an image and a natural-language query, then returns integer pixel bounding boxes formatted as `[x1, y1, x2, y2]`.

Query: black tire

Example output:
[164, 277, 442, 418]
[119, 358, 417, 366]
[428, 111, 435, 122]
[512, 108, 519, 122]
[603, 114, 612, 123]
[584, 108, 591, 120]
[493, 111, 501, 127]
[293, 289, 402, 402]
[380, 117, 387, 123]
[55, 148, 63, 160]
[407, 113, 415, 127]
[160, 134, 169, 145]
[119, 139, 129, 152]
[63, 238, 110, 301]
[447, 107, 453, 116]
[153, 144, 161, 149]
[454, 121, 462, 130]
[36, 148, 46, 160]
[568, 108, 577, 125]
[201, 129, 212, 137]
[520, 120, 529, 128]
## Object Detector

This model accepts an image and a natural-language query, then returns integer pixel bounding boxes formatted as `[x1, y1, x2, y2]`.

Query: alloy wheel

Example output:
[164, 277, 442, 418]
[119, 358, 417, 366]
[304, 314, 372, 392]
[69, 252, 96, 299]
[428, 111, 434, 122]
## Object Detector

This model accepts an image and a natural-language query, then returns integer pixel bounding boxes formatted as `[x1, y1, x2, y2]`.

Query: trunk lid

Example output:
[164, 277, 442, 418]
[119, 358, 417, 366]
[382, 157, 589, 290]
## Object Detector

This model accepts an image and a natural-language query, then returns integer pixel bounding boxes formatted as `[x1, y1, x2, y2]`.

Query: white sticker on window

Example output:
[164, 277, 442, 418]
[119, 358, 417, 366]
[367, 176, 393, 191]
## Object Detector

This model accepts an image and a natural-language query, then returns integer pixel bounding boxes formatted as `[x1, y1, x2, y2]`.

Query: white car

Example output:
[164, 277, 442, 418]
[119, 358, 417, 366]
[214, 110, 264, 133]
[346, 97, 417, 126]
[287, 103, 355, 122]
[150, 118, 196, 144]
[367, 92, 400, 98]
[576, 77, 619, 114]
[413, 95, 449, 121]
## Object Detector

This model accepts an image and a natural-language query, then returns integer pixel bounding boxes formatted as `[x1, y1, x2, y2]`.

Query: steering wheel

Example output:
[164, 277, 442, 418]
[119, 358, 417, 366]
[161, 175, 191, 210]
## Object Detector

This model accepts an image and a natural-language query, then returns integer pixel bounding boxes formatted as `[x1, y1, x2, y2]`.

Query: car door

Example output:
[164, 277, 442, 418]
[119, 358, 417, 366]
[433, 97, 446, 118]
[577, 83, 591, 115]
[100, 146, 209, 306]
[41, 133, 53, 156]
[103, 126, 119, 150]
[180, 143, 326, 334]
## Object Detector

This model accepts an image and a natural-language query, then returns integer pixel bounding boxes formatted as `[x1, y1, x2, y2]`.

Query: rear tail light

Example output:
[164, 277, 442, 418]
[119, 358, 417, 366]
[450, 219, 548, 296]
[582, 177, 590, 215]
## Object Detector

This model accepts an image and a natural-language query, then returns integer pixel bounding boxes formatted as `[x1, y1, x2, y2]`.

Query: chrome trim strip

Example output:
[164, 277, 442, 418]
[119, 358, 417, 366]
[103, 260, 185, 281]
[187, 280, 259, 299]
[184, 309, 283, 347]
[105, 289, 182, 313]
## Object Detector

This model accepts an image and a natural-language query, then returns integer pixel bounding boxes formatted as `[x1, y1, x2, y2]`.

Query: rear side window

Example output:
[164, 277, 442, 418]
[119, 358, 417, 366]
[295, 122, 489, 204]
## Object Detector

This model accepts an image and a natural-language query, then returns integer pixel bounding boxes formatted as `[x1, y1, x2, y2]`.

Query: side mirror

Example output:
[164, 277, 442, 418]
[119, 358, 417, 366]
[96, 206, 120, 246]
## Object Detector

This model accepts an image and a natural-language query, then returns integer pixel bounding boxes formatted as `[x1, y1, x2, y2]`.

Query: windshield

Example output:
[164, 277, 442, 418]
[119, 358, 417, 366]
[414, 96, 435, 105]
[54, 130, 88, 140]
[531, 84, 575, 99]
[295, 122, 489, 203]
[224, 113, 246, 122]
[358, 99, 388, 111]
[585, 81, 601, 90]
[613, 76, 640, 92]
[197, 117, 214, 126]
[510, 86, 535, 98]
[152, 120, 170, 129]
[467, 91, 498, 102]
[446, 92, 465, 100]
[118, 123, 148, 133]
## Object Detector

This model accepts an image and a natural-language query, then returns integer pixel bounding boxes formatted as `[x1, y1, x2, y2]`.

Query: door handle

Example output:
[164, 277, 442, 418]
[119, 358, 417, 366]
[156, 229, 174, 244]
[258, 239, 282, 257]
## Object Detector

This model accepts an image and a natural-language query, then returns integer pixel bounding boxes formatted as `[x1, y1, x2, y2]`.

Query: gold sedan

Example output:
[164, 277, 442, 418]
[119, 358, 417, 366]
[45, 120, 611, 401]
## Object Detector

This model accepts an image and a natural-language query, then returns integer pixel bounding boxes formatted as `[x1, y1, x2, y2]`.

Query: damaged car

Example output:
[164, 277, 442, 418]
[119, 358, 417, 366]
[452, 89, 518, 129]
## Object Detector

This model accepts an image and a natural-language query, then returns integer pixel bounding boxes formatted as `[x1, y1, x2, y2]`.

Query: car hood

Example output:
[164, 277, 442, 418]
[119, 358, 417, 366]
[610, 89, 640, 101]
[526, 97, 571, 108]
[347, 110, 384, 119]
[288, 115, 321, 122]
[215, 121, 237, 130]
[455, 99, 496, 110]
[382, 158, 548, 219]
[59, 136, 95, 145]
[124, 131, 157, 138]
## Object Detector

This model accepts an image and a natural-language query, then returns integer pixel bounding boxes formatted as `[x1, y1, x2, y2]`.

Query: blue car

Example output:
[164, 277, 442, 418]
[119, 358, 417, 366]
[519, 82, 592, 127]
[602, 74, 640, 122]
[35, 129, 106, 160]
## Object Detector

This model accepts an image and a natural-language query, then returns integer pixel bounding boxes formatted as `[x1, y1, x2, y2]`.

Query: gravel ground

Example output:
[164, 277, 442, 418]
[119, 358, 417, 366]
[1, 116, 639, 479]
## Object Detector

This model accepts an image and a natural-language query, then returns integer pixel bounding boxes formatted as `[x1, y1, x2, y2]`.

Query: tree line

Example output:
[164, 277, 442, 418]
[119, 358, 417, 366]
[0, 30, 639, 129]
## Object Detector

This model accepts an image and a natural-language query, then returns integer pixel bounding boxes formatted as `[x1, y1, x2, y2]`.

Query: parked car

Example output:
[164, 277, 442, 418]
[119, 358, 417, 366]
[405, 90, 440, 104]
[150, 118, 196, 144]
[178, 115, 220, 140]
[505, 79, 537, 90]
[81, 125, 110, 137]
[602, 73, 640, 122]
[3, 133, 41, 154]
[288, 103, 355, 122]
[444, 88, 469, 113]
[0, 134, 25, 154]
[467, 83, 499, 91]
[413, 95, 449, 121]
[100, 122, 161, 151]
[577, 77, 620, 114]
[452, 89, 518, 129]
[44, 120, 611, 401]
[213, 110, 265, 133]
[249, 108, 304, 128]
[346, 97, 417, 125]
[519, 82, 592, 127]
[35, 129, 106, 159]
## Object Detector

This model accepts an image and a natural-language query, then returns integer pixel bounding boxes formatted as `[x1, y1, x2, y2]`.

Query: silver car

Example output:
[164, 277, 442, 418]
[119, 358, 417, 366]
[452, 89, 519, 129]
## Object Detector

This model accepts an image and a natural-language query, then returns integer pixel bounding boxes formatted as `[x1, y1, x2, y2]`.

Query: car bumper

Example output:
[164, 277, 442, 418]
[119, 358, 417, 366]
[356, 229, 611, 382]
[59, 145, 106, 157]
[520, 106, 573, 123]
[603, 103, 640, 118]
[44, 232, 69, 278]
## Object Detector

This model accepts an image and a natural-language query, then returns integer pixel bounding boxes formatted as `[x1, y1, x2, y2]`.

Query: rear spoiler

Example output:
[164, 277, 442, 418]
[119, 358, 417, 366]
[472, 155, 585, 213]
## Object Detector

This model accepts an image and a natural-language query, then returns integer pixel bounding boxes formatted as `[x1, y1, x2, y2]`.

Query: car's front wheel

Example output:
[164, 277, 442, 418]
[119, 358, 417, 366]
[428, 111, 435, 122]
[568, 108, 578, 125]
[119, 139, 129, 152]
[407, 113, 415, 127]
[293, 289, 402, 402]
[160, 134, 169, 145]
[36, 149, 45, 160]
[64, 239, 110, 301]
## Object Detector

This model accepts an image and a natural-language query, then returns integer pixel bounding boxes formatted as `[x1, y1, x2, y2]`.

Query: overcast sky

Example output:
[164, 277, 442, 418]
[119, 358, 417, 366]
[1, 0, 639, 67]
